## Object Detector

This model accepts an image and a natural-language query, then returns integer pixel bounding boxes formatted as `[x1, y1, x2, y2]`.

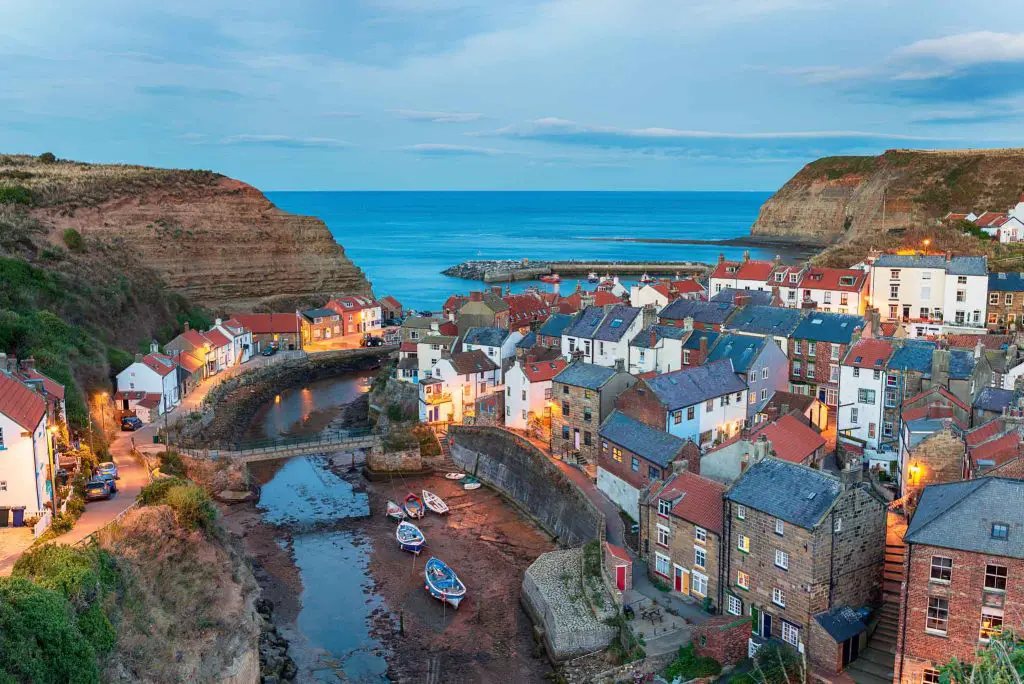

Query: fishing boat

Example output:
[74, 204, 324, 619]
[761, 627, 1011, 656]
[403, 493, 426, 519]
[444, 472, 466, 480]
[639, 272, 654, 284]
[422, 490, 449, 515]
[396, 521, 425, 555]
[385, 501, 406, 522]
[598, 274, 615, 290]
[424, 557, 467, 609]
[462, 477, 481, 491]
[587, 271, 600, 283]
[539, 273, 561, 284]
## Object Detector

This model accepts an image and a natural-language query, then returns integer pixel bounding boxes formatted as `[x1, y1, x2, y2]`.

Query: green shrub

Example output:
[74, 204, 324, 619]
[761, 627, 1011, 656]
[62, 228, 85, 252]
[663, 643, 722, 681]
[159, 449, 187, 477]
[582, 540, 602, 578]
[651, 576, 671, 592]
[386, 403, 406, 422]
[162, 484, 217, 531]
[38, 152, 57, 164]
[12, 544, 117, 610]
[137, 476, 188, 505]
[0, 185, 32, 205]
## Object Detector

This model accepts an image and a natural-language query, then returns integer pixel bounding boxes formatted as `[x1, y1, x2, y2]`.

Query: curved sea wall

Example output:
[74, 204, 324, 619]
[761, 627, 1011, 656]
[448, 426, 602, 546]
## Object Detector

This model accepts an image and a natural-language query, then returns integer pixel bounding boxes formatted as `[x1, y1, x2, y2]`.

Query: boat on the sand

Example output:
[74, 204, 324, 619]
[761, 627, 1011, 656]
[385, 501, 406, 522]
[444, 472, 466, 480]
[424, 557, 467, 609]
[396, 521, 425, 554]
[462, 477, 481, 490]
[403, 493, 425, 519]
[422, 490, 449, 514]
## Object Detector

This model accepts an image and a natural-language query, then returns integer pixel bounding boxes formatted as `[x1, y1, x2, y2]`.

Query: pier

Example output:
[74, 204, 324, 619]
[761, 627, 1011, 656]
[443, 259, 710, 282]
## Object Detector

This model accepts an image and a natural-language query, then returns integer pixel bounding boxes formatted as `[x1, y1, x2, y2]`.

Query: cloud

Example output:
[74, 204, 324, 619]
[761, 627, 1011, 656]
[135, 84, 243, 100]
[389, 109, 484, 123]
[217, 134, 350, 148]
[752, 64, 873, 85]
[402, 143, 509, 156]
[896, 31, 1024, 67]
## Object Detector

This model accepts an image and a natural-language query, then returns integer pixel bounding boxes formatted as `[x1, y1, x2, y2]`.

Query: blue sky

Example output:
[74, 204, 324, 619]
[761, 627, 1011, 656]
[3, 1, 1023, 190]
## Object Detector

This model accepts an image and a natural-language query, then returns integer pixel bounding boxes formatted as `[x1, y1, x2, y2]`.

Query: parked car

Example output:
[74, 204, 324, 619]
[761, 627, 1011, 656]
[121, 416, 144, 431]
[94, 473, 118, 494]
[261, 345, 278, 357]
[361, 335, 384, 347]
[84, 480, 112, 501]
[97, 461, 119, 480]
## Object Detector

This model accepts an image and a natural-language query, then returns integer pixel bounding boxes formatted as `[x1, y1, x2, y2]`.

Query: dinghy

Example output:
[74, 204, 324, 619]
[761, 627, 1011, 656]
[444, 472, 466, 480]
[396, 521, 425, 554]
[385, 501, 406, 522]
[462, 477, 481, 490]
[403, 493, 425, 518]
[424, 557, 467, 609]
[422, 490, 449, 515]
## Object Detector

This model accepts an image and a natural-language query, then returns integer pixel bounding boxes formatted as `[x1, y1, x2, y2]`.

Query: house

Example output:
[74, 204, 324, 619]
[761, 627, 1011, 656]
[710, 288, 781, 307]
[986, 272, 1024, 331]
[456, 289, 510, 334]
[965, 417, 1023, 477]
[759, 390, 828, 431]
[0, 373, 52, 516]
[894, 478, 1024, 684]
[442, 295, 469, 321]
[326, 295, 382, 335]
[596, 410, 697, 520]
[551, 362, 637, 464]
[792, 267, 869, 315]
[627, 325, 690, 375]
[396, 341, 419, 384]
[789, 311, 864, 407]
[504, 358, 568, 439]
[417, 350, 500, 424]
[681, 329, 719, 368]
[658, 300, 737, 332]
[11, 358, 66, 426]
[869, 254, 988, 331]
[615, 360, 748, 447]
[503, 291, 554, 331]
[630, 278, 705, 309]
[400, 315, 443, 343]
[943, 211, 978, 223]
[300, 307, 343, 345]
[724, 460, 886, 670]
[700, 415, 827, 483]
[768, 264, 807, 306]
[973, 386, 1015, 425]
[884, 340, 940, 448]
[561, 305, 645, 368]
[416, 334, 458, 378]
[641, 471, 727, 609]
[461, 326, 522, 382]
[838, 338, 896, 456]
[115, 348, 179, 415]
[706, 334, 789, 419]
[556, 287, 623, 314]
[231, 313, 303, 351]
[211, 318, 253, 367]
[991, 215, 1024, 243]
[164, 325, 216, 378]
[721, 305, 804, 354]
[709, 252, 778, 294]
[379, 295, 404, 323]
[899, 417, 966, 498]
[113, 391, 162, 423]
[537, 312, 574, 349]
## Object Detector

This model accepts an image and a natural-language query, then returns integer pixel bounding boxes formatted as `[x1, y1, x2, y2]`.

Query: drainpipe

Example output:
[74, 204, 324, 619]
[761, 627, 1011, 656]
[897, 543, 913, 684]
[828, 509, 836, 607]
[723, 498, 732, 619]
[719, 497, 728, 613]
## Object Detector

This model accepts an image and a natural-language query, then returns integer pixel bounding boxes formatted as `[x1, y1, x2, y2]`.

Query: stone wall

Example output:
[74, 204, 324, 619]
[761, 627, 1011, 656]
[367, 447, 422, 472]
[449, 426, 603, 546]
[692, 615, 753, 668]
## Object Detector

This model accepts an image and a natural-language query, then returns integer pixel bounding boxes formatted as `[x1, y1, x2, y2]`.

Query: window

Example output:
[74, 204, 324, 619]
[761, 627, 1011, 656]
[686, 406, 695, 421]
[748, 371, 756, 383]
[695, 546, 706, 569]
[980, 608, 1003, 641]
[655, 552, 670, 577]
[957, 290, 966, 303]
[868, 422, 876, 438]
[683, 350, 691, 364]
[706, 400, 714, 412]
[887, 373, 898, 387]
[762, 367, 769, 380]
[772, 588, 786, 607]
[830, 365, 839, 383]
[760, 388, 768, 401]
[921, 287, 931, 301]
[793, 360, 802, 376]
[506, 386, 511, 397]
[562, 385, 569, 394]
[658, 499, 671, 517]
[923, 670, 940, 684]
[631, 456, 639, 471]
[883, 422, 894, 437]
[850, 407, 859, 424]
[583, 407, 592, 423]
[775, 519, 784, 536]
[695, 526, 707, 543]
[885, 389, 898, 407]
[834, 517, 842, 533]
[831, 345, 839, 361]
[562, 426, 570, 440]
[992, 523, 1010, 540]
[807, 362, 816, 377]
[692, 571, 708, 597]
[808, 342, 817, 355]
[1007, 293, 1014, 306]
[794, 341, 802, 355]
[737, 571, 750, 590]
[0, 427, 4, 449]
[561, 400, 569, 414]
[727, 595, 742, 616]
[890, 284, 900, 299]
[737, 505, 746, 520]
[958, 275, 968, 285]
[612, 447, 623, 463]
[657, 525, 670, 547]
[521, 410, 527, 420]
[781, 621, 799, 647]
[737, 535, 750, 552]
[649, 465, 660, 479]
[841, 293, 849, 306]
[991, 292, 1000, 305]
[858, 388, 876, 404]
[750, 392, 758, 405]
[673, 410, 682, 424]
[985, 564, 1007, 591]
[891, 269, 900, 280]
[926, 597, 949, 634]
[521, 390, 526, 401]
[930, 556, 952, 582]
[823, 291, 832, 304]
[852, 367, 860, 378]
[775, 549, 789, 570]
[583, 431, 592, 446]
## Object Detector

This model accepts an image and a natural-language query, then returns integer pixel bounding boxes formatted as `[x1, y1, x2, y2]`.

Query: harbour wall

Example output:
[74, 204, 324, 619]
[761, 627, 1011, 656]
[448, 426, 603, 547]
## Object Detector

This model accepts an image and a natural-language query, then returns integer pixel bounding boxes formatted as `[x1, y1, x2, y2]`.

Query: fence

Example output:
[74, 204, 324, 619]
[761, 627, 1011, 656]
[72, 501, 141, 548]
[177, 427, 377, 459]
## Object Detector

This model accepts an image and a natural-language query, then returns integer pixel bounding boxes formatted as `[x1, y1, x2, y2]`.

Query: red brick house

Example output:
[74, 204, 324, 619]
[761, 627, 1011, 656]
[789, 311, 865, 408]
[895, 478, 1024, 684]
[326, 295, 382, 335]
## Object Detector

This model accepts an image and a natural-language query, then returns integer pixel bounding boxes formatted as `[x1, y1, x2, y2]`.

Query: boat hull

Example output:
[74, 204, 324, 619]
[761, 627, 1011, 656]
[396, 521, 426, 555]
[425, 584, 465, 608]
[424, 557, 467, 609]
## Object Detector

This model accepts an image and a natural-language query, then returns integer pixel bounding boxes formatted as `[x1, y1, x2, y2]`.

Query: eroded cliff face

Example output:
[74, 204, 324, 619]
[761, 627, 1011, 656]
[751, 149, 1024, 245]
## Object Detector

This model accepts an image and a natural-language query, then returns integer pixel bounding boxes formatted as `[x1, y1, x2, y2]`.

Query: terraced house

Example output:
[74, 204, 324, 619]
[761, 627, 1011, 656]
[788, 311, 864, 407]
[985, 271, 1024, 331]
[551, 362, 636, 464]
[560, 304, 645, 368]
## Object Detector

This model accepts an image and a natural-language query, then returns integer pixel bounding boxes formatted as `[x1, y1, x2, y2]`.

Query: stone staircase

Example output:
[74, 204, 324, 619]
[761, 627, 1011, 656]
[431, 424, 460, 472]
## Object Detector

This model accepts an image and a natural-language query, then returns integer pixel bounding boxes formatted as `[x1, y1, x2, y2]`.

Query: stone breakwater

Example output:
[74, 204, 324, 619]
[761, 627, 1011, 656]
[443, 259, 709, 282]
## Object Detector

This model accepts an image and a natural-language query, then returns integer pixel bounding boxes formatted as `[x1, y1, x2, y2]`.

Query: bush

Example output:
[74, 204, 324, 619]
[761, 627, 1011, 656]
[62, 228, 85, 252]
[663, 643, 723, 681]
[137, 476, 188, 505]
[159, 449, 187, 477]
[0, 185, 32, 205]
[162, 484, 217, 531]
[38, 152, 57, 164]
[386, 403, 406, 422]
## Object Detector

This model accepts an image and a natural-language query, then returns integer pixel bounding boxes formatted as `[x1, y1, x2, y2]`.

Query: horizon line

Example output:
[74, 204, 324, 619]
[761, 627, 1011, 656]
[263, 188, 778, 193]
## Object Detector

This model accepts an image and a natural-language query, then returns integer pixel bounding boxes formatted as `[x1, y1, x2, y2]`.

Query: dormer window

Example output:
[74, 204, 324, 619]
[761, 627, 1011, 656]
[839, 276, 855, 286]
[658, 499, 671, 517]
[789, 274, 798, 283]
[992, 523, 1009, 540]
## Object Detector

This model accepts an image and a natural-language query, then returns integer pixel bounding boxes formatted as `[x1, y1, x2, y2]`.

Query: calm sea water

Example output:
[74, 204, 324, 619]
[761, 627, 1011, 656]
[266, 191, 773, 311]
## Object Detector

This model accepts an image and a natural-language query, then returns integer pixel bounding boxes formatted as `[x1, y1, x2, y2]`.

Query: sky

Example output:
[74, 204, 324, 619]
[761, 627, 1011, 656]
[2, 1, 1024, 191]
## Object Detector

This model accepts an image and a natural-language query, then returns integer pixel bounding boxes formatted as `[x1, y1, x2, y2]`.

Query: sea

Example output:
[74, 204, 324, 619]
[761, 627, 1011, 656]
[266, 191, 774, 312]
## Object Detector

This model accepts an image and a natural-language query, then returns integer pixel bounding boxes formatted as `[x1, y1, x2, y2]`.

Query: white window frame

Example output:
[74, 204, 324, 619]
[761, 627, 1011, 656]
[695, 526, 707, 543]
[781, 621, 799, 647]
[737, 534, 750, 553]
[691, 570, 708, 597]
[775, 549, 789, 570]
[658, 498, 671, 517]
[737, 571, 750, 590]
[773, 587, 786, 607]
[654, 552, 670, 577]
[694, 545, 706, 569]
[657, 524, 671, 547]
[736, 505, 746, 520]
[727, 595, 742, 616]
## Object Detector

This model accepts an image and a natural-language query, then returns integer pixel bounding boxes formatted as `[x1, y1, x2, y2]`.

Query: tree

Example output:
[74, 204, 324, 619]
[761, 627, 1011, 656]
[938, 631, 1024, 684]
[38, 152, 57, 164]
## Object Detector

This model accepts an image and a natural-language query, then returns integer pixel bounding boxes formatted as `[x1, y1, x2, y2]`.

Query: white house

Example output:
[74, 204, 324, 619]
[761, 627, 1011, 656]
[630, 283, 671, 310]
[870, 254, 988, 330]
[837, 339, 895, 454]
[627, 325, 688, 375]
[418, 350, 500, 424]
[708, 253, 777, 294]
[0, 373, 52, 516]
[461, 327, 523, 383]
[212, 318, 253, 367]
[504, 358, 567, 431]
[416, 334, 457, 379]
[115, 349, 179, 415]
[561, 305, 645, 367]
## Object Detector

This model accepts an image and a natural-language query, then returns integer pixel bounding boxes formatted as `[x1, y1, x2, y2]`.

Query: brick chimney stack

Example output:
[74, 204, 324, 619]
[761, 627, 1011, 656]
[469, 291, 483, 302]
[718, 253, 725, 265]
[735, 294, 751, 308]
[699, 335, 708, 358]
[649, 329, 658, 348]
[743, 250, 750, 263]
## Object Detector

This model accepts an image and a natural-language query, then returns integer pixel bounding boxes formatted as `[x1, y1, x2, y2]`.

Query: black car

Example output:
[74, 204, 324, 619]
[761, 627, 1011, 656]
[261, 345, 278, 356]
[121, 416, 144, 431]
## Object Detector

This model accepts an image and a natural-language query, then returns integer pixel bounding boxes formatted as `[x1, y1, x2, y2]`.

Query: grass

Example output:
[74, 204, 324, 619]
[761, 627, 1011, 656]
[663, 643, 723, 681]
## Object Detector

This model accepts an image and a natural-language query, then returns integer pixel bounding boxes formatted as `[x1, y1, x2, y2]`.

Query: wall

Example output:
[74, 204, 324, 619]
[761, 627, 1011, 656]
[825, 483, 886, 611]
[367, 447, 422, 472]
[449, 426, 603, 546]
[596, 467, 640, 521]
[692, 615, 753, 668]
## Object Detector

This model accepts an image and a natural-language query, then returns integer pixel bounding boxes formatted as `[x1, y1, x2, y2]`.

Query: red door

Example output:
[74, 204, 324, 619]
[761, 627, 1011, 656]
[616, 565, 626, 591]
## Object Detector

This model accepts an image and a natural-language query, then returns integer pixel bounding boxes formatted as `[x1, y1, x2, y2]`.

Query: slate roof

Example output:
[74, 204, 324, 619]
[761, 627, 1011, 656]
[873, 254, 987, 276]
[974, 387, 1014, 412]
[0, 373, 47, 430]
[448, 350, 499, 375]
[592, 305, 641, 342]
[645, 360, 746, 410]
[707, 334, 766, 374]
[301, 308, 337, 320]
[989, 272, 1024, 292]
[563, 306, 606, 339]
[630, 325, 689, 349]
[815, 607, 867, 643]
[599, 410, 688, 468]
[726, 458, 841, 529]
[793, 311, 864, 344]
[683, 330, 719, 350]
[516, 332, 537, 349]
[710, 288, 774, 305]
[553, 362, 619, 390]
[948, 349, 977, 380]
[420, 334, 457, 346]
[762, 390, 817, 416]
[904, 478, 1024, 558]
[888, 340, 936, 374]
[463, 326, 510, 348]
[402, 316, 442, 329]
[659, 299, 736, 326]
[725, 305, 804, 338]
[539, 313, 574, 338]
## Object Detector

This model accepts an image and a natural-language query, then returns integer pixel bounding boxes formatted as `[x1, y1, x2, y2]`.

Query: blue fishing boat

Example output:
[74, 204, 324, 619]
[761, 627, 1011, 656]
[424, 557, 467, 609]
[403, 493, 425, 518]
[396, 521, 425, 554]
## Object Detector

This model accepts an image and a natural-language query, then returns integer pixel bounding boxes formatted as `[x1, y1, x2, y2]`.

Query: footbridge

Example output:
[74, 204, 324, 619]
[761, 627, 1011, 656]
[177, 428, 380, 464]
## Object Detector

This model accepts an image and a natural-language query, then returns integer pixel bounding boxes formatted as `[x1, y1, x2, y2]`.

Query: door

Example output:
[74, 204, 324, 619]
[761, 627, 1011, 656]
[842, 635, 860, 667]
[751, 606, 761, 635]
[573, 428, 580, 450]
[674, 565, 689, 594]
[616, 565, 626, 591]
[761, 612, 773, 639]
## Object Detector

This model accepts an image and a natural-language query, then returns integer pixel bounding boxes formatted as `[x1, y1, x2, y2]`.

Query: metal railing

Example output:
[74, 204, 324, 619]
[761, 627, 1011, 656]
[177, 426, 376, 457]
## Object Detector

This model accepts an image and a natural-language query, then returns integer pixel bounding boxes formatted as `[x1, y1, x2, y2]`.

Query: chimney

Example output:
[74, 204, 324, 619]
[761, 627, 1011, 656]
[840, 464, 864, 488]
[753, 434, 770, 462]
[768, 405, 781, 422]
[649, 329, 658, 348]
[945, 250, 952, 262]
[135, 353, 144, 363]
[735, 294, 750, 308]
[0, 353, 6, 374]
[21, 356, 35, 371]
[149, 340, 159, 354]
[743, 250, 750, 264]
[931, 348, 951, 389]
[642, 305, 658, 328]
[215, 317, 223, 326]
[614, 358, 625, 372]
[774, 254, 781, 265]
[184, 321, 190, 331]
[683, 316, 694, 332]
[469, 291, 483, 302]
[699, 335, 708, 358]
[718, 253, 725, 265]
[974, 340, 984, 360]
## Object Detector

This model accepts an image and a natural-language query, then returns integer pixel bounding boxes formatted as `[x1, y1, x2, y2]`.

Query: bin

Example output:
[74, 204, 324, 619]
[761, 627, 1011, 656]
[153, 434, 162, 444]
[0, 508, 9, 528]
[11, 507, 25, 527]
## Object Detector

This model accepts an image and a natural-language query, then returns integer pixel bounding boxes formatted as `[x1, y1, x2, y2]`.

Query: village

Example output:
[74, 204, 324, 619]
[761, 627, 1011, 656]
[2, 236, 1024, 683]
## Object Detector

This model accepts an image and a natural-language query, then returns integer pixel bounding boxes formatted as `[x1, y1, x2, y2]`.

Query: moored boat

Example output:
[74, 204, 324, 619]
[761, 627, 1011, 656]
[396, 521, 425, 554]
[386, 501, 406, 522]
[422, 490, 449, 515]
[403, 493, 425, 519]
[444, 472, 466, 480]
[639, 272, 654, 284]
[539, 273, 561, 284]
[424, 557, 467, 609]
[462, 477, 481, 490]
[587, 271, 599, 283]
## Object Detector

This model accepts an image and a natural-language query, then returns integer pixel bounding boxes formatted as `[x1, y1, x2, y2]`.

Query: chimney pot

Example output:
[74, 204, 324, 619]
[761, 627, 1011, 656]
[718, 253, 725, 264]
[945, 250, 952, 262]
[184, 321, 190, 331]
[699, 335, 708, 357]
[743, 250, 750, 263]
[215, 317, 223, 326]
[135, 353, 144, 363]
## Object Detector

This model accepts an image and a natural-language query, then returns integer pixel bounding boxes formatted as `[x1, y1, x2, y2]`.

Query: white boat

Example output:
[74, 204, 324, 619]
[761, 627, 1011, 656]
[385, 501, 406, 522]
[444, 472, 466, 480]
[422, 490, 449, 515]
[462, 477, 481, 490]
[396, 521, 426, 554]
[587, 271, 599, 283]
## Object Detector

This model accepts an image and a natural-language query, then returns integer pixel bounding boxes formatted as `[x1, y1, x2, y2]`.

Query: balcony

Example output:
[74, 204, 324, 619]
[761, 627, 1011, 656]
[422, 391, 452, 405]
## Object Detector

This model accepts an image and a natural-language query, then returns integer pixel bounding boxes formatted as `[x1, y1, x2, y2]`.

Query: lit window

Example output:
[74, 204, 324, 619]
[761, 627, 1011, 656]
[772, 588, 786, 607]
[658, 499, 671, 517]
[930, 556, 952, 582]
[695, 526, 707, 543]
[612, 447, 623, 463]
[980, 608, 1004, 642]
[737, 535, 750, 552]
[775, 549, 789, 570]
[736, 571, 750, 590]
[781, 621, 799, 646]
[727, 595, 742, 616]
[926, 597, 949, 634]
[694, 546, 706, 569]
[985, 564, 1007, 591]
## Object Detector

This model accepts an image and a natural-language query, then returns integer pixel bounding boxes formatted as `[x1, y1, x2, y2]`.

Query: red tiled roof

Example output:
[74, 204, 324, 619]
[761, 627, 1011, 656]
[380, 295, 402, 309]
[844, 339, 894, 369]
[903, 386, 969, 412]
[0, 374, 47, 430]
[328, 295, 377, 313]
[522, 358, 568, 383]
[971, 432, 1021, 467]
[177, 352, 204, 374]
[879, 322, 899, 337]
[756, 415, 826, 464]
[114, 390, 148, 401]
[178, 329, 212, 349]
[735, 261, 775, 282]
[137, 393, 162, 409]
[944, 212, 969, 221]
[656, 471, 726, 534]
[504, 293, 552, 325]
[975, 211, 1007, 228]
[438, 321, 459, 336]
[710, 260, 742, 280]
[945, 334, 1012, 351]
[604, 542, 631, 563]
[18, 368, 65, 400]
[798, 267, 866, 293]
[902, 405, 954, 422]
[231, 313, 300, 335]
[142, 353, 177, 377]
[636, 371, 658, 380]
[650, 283, 671, 298]
[443, 295, 469, 312]
[204, 329, 231, 348]
[399, 342, 418, 353]
[966, 418, 1004, 447]
[671, 279, 704, 294]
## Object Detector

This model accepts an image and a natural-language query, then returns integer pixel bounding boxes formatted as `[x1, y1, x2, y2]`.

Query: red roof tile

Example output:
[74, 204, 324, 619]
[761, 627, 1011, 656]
[946, 334, 1012, 351]
[879, 322, 899, 337]
[903, 386, 969, 413]
[178, 329, 212, 349]
[0, 374, 47, 430]
[975, 211, 1007, 228]
[966, 418, 1004, 447]
[137, 393, 162, 409]
[204, 329, 231, 348]
[380, 295, 402, 310]
[604, 542, 631, 563]
[522, 358, 568, 383]
[971, 432, 1021, 467]
[756, 415, 826, 464]
[655, 471, 726, 534]
[399, 341, 418, 353]
[735, 261, 775, 282]
[438, 321, 459, 336]
[710, 260, 742, 280]
[231, 313, 300, 335]
[671, 279, 704, 294]
[443, 295, 469, 312]
[504, 293, 552, 325]
[844, 339, 894, 369]
[798, 267, 867, 293]
[177, 352, 204, 374]
[18, 368, 65, 400]
[902, 405, 954, 422]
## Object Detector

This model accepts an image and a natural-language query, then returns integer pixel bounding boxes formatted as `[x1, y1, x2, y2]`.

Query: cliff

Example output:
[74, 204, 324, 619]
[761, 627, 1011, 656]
[751, 149, 1024, 244]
